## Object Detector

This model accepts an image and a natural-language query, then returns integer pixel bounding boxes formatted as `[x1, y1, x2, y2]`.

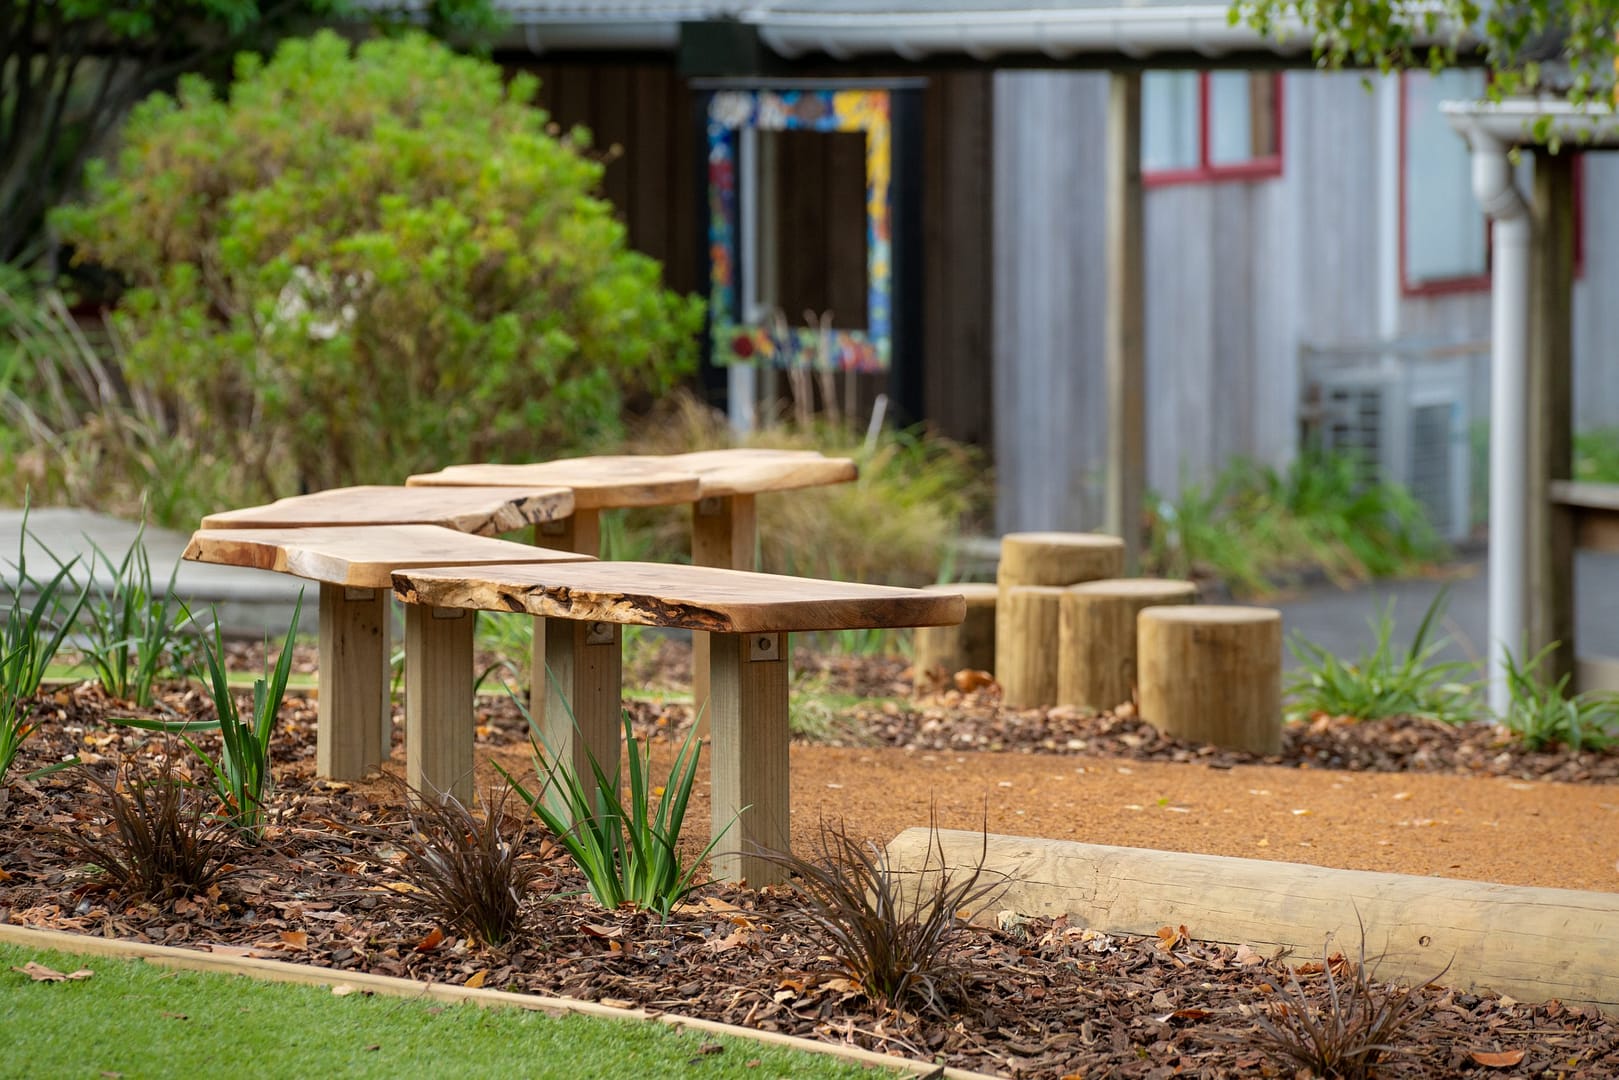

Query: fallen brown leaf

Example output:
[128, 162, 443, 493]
[13, 962, 92, 983]
[279, 930, 308, 950]
[415, 928, 445, 952]
[464, 970, 488, 989]
[1469, 1049, 1526, 1068]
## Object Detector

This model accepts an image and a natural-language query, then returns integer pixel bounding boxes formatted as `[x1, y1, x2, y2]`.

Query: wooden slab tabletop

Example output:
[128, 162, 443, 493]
[662, 448, 858, 497]
[186, 526, 593, 589]
[407, 458, 701, 509]
[199, 485, 572, 536]
[393, 561, 966, 633]
[1551, 480, 1619, 511]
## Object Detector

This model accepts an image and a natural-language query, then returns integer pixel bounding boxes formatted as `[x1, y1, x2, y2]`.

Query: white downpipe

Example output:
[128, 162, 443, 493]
[1470, 134, 1529, 716]
[729, 126, 759, 434]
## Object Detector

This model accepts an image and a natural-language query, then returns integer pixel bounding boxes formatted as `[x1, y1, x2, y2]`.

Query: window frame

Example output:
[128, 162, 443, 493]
[1142, 71, 1286, 188]
[1398, 70, 1493, 296]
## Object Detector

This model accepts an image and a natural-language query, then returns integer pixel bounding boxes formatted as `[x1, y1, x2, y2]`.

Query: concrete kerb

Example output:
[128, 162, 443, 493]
[886, 829, 1619, 1017]
[0, 924, 997, 1080]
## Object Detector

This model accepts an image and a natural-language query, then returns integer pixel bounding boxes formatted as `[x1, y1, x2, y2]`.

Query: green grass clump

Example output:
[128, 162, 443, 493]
[77, 528, 192, 706]
[1499, 643, 1619, 752]
[1146, 450, 1444, 597]
[0, 941, 891, 1079]
[1286, 591, 1477, 725]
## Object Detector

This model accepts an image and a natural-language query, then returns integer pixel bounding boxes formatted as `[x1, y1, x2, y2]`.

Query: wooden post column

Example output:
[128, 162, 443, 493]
[691, 494, 757, 738]
[316, 582, 390, 780]
[529, 509, 602, 727]
[542, 617, 623, 810]
[404, 604, 476, 803]
[708, 629, 790, 886]
[1528, 153, 1577, 686]
[1104, 70, 1146, 572]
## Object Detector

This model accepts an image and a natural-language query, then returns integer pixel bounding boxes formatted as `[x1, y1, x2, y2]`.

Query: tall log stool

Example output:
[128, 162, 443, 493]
[912, 582, 998, 690]
[996, 533, 1124, 707]
[183, 526, 592, 798]
[1137, 605, 1283, 754]
[198, 484, 575, 763]
[409, 450, 858, 729]
[1058, 578, 1199, 712]
[393, 561, 963, 885]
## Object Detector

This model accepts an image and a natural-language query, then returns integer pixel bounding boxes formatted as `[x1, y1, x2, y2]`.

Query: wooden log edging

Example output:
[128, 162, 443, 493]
[885, 829, 1619, 1016]
[0, 924, 996, 1080]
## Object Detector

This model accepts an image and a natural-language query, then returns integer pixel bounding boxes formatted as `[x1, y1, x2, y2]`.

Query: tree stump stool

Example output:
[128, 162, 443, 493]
[912, 582, 997, 688]
[996, 532, 1124, 694]
[999, 585, 1068, 708]
[1058, 578, 1199, 711]
[1137, 605, 1282, 754]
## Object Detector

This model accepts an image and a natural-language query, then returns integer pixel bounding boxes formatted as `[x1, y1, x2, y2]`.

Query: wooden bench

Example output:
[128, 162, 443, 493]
[407, 449, 859, 725]
[200, 484, 574, 535]
[184, 526, 592, 795]
[392, 561, 961, 886]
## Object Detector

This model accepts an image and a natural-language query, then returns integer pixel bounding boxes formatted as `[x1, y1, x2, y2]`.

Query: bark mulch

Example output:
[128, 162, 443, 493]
[4, 666, 1619, 1077]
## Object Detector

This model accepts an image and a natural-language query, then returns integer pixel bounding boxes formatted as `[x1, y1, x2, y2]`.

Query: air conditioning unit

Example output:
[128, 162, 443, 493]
[1299, 342, 1478, 542]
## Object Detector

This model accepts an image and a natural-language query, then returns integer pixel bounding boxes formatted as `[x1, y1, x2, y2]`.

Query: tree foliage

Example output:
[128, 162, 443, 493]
[0, 0, 492, 267]
[54, 31, 703, 497]
[1232, 0, 1618, 102]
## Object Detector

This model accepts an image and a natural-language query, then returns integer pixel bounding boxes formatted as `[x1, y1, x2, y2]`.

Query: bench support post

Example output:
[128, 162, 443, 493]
[316, 583, 389, 780]
[404, 605, 475, 804]
[690, 494, 757, 738]
[529, 509, 603, 728]
[541, 617, 622, 804]
[709, 630, 790, 886]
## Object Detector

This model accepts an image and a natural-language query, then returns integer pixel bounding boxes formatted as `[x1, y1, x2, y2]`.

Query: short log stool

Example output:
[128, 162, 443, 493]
[999, 585, 1068, 708]
[1058, 578, 1199, 712]
[1136, 605, 1282, 754]
[996, 533, 1124, 703]
[183, 526, 591, 797]
[911, 582, 997, 688]
[393, 561, 964, 886]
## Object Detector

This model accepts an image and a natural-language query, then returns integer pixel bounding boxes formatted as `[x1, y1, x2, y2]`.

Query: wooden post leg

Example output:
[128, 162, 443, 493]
[316, 582, 389, 780]
[542, 617, 622, 815]
[404, 604, 475, 804]
[709, 629, 789, 886]
[529, 509, 602, 729]
[690, 495, 757, 739]
[377, 596, 393, 763]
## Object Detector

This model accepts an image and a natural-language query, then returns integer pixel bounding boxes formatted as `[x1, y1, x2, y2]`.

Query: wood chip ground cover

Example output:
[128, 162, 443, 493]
[4, 652, 1618, 1076]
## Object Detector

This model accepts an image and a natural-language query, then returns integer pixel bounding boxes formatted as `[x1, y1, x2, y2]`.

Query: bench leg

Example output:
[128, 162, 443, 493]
[542, 617, 622, 813]
[529, 509, 602, 730]
[316, 583, 389, 780]
[690, 494, 757, 740]
[404, 605, 475, 804]
[708, 629, 789, 886]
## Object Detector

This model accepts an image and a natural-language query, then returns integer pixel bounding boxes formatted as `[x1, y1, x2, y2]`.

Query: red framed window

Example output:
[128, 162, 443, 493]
[1399, 70, 1586, 295]
[1142, 71, 1284, 186]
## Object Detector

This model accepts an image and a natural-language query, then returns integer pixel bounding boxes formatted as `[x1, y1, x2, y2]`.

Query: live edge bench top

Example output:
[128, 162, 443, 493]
[393, 561, 966, 634]
[406, 448, 856, 506]
[407, 458, 701, 510]
[199, 485, 574, 536]
[186, 526, 592, 589]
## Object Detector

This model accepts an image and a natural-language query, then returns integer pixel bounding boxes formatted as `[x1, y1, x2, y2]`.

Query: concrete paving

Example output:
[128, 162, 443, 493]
[4, 507, 1617, 666]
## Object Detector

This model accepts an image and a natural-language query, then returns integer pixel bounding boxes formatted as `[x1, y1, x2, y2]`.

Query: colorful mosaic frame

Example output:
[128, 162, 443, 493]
[706, 88, 891, 373]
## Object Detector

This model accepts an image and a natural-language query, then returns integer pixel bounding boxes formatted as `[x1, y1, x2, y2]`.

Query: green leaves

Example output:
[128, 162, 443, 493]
[1286, 589, 1478, 725]
[56, 29, 702, 502]
[1499, 643, 1619, 752]
[78, 525, 193, 707]
[500, 703, 729, 919]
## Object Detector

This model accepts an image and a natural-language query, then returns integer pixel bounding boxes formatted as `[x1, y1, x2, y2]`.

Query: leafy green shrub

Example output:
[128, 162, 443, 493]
[58, 752, 240, 902]
[1575, 426, 1619, 483]
[120, 596, 303, 839]
[78, 530, 192, 706]
[1499, 643, 1619, 752]
[54, 31, 701, 503]
[757, 818, 1004, 1015]
[499, 704, 725, 919]
[1286, 592, 1478, 725]
[1146, 451, 1445, 598]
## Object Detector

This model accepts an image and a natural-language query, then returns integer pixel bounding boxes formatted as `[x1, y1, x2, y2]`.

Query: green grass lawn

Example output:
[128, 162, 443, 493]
[0, 942, 896, 1080]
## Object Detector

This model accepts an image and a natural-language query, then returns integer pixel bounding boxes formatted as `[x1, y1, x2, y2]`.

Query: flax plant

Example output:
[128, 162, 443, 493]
[79, 527, 191, 706]
[498, 694, 729, 918]
[119, 596, 302, 839]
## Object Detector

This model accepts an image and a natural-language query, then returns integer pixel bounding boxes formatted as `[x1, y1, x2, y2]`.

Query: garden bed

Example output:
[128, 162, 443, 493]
[4, 648, 1619, 1076]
